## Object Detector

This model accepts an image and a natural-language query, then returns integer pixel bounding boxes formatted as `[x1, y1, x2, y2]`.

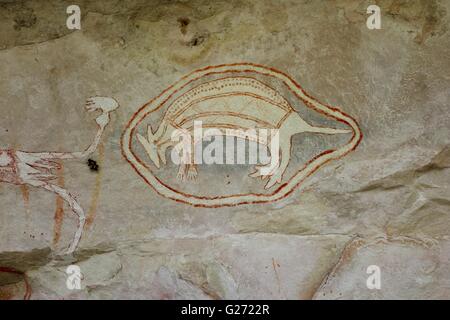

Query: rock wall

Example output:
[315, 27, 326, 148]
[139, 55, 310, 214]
[0, 0, 449, 299]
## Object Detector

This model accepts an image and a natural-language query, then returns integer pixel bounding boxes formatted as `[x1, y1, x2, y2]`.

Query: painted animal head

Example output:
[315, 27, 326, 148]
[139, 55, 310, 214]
[137, 125, 161, 168]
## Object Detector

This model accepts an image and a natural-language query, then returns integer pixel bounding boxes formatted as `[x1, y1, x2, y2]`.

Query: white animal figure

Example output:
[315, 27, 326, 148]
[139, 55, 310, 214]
[0, 97, 119, 254]
[137, 76, 350, 189]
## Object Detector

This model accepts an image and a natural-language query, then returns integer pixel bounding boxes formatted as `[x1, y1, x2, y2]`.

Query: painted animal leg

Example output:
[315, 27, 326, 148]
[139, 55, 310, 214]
[264, 153, 289, 189]
[249, 136, 291, 189]
[28, 181, 85, 254]
[248, 137, 275, 179]
[186, 139, 199, 181]
[177, 163, 188, 181]
[264, 136, 292, 189]
[45, 183, 85, 254]
[177, 138, 199, 182]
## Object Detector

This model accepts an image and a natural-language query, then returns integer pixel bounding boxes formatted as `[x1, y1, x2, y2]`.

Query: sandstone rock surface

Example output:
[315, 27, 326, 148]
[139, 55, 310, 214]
[0, 0, 449, 299]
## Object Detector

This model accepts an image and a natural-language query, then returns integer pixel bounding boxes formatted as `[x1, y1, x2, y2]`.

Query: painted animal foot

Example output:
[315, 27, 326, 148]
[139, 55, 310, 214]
[85, 96, 119, 127]
[249, 164, 283, 189]
[187, 164, 198, 180]
[177, 164, 187, 181]
[248, 163, 278, 179]
[248, 165, 265, 178]
[264, 172, 283, 189]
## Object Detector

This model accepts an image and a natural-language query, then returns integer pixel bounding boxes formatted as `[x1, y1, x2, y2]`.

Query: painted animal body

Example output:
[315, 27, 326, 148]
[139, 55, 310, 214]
[137, 76, 351, 189]
[122, 63, 362, 207]
[0, 97, 119, 254]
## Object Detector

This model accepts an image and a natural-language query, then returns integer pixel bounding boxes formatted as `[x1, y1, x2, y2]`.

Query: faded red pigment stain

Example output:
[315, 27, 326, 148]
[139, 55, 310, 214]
[52, 162, 65, 246]
[20, 185, 30, 217]
[0, 267, 32, 300]
[272, 258, 283, 296]
[85, 143, 104, 228]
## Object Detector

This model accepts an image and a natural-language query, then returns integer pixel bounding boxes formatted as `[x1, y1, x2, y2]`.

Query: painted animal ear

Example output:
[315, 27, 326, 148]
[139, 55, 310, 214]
[137, 132, 160, 168]
[147, 125, 156, 142]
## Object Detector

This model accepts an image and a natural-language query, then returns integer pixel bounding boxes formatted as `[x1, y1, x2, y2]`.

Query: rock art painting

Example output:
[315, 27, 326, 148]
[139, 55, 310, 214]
[121, 63, 362, 207]
[0, 97, 119, 254]
[0, 267, 31, 300]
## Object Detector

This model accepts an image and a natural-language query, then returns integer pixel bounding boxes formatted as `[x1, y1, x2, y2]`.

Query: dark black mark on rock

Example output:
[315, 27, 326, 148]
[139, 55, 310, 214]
[188, 33, 207, 47]
[13, 9, 37, 31]
[177, 17, 190, 34]
[87, 159, 99, 172]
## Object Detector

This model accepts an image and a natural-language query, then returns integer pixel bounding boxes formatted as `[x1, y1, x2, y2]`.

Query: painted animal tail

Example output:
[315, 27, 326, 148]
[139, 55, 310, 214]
[137, 125, 165, 168]
[306, 125, 352, 135]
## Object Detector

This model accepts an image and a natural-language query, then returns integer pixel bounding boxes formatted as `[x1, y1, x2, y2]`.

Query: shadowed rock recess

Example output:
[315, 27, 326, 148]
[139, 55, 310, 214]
[1, 0, 449, 299]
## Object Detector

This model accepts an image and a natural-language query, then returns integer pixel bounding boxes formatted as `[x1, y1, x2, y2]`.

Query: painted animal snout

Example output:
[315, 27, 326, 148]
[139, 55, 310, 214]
[137, 126, 161, 168]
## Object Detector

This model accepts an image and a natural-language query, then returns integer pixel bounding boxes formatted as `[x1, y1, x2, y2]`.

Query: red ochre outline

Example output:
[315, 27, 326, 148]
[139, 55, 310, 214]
[0, 267, 32, 300]
[121, 62, 363, 208]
